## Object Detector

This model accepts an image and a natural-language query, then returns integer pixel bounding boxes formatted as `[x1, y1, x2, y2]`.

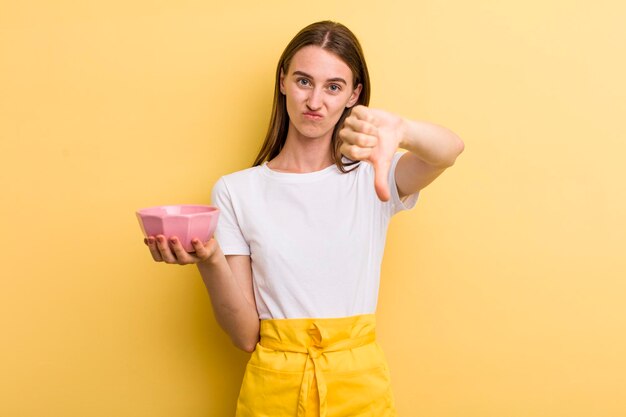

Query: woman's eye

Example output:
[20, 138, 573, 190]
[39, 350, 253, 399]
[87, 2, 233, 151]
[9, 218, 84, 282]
[297, 78, 310, 86]
[329, 84, 341, 92]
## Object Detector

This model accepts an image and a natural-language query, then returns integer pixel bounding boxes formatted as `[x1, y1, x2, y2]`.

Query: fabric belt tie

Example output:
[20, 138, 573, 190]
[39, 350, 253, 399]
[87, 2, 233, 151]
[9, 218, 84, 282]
[260, 330, 376, 417]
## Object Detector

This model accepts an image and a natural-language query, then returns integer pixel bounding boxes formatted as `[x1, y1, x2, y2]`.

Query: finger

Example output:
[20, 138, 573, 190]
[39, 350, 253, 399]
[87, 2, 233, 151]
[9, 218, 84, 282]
[343, 117, 378, 136]
[338, 128, 377, 148]
[193, 238, 217, 261]
[351, 105, 374, 123]
[340, 143, 373, 161]
[372, 157, 392, 202]
[146, 236, 163, 262]
[155, 235, 178, 264]
[168, 237, 195, 265]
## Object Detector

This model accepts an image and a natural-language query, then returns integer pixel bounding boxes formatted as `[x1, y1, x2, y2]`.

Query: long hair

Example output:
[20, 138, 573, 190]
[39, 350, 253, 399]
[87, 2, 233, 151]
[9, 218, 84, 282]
[252, 21, 371, 172]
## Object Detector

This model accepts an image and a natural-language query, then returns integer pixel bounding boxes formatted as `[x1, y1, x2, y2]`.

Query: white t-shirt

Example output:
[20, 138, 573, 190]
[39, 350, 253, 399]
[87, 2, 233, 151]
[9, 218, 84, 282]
[210, 152, 418, 320]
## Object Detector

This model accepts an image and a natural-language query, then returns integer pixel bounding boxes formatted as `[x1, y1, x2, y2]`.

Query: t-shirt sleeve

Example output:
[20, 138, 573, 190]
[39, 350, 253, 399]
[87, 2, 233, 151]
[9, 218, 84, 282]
[389, 151, 419, 216]
[210, 177, 251, 255]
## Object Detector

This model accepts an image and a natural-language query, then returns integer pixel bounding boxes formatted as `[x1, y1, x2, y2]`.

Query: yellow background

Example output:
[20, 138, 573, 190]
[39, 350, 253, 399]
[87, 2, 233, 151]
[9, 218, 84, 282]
[1, 1, 625, 416]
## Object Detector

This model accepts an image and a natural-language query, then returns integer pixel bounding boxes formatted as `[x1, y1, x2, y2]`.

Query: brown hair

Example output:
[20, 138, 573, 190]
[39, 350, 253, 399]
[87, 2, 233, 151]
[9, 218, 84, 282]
[252, 21, 371, 172]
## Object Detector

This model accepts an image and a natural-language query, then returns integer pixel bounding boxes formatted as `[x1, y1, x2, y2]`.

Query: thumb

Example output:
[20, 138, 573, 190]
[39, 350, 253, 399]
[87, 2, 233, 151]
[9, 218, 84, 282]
[372, 157, 392, 202]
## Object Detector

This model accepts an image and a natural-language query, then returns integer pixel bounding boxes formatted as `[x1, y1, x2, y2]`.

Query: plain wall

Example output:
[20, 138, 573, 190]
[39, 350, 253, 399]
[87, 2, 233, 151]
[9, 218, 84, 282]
[1, 1, 625, 416]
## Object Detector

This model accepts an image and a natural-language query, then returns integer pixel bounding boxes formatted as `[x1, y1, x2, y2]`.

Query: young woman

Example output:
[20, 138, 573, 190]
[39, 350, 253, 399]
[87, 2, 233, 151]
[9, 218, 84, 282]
[145, 20, 463, 417]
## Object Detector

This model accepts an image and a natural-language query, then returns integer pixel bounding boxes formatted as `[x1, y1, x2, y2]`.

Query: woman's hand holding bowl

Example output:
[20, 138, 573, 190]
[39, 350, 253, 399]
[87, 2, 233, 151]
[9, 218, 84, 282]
[144, 235, 218, 265]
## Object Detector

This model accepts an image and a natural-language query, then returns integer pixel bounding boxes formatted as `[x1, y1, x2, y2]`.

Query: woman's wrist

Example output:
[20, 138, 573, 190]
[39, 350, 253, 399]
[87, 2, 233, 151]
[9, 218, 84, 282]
[398, 117, 415, 150]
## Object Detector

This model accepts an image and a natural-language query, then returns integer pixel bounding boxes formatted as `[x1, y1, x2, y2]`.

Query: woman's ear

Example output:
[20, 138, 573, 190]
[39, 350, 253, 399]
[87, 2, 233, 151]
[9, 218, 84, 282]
[279, 69, 286, 95]
[346, 83, 363, 108]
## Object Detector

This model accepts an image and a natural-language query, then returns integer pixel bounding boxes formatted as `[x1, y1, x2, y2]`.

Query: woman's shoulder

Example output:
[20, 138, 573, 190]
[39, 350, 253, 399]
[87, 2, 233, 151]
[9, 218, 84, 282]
[210, 166, 260, 206]
[212, 165, 264, 196]
[218, 164, 265, 184]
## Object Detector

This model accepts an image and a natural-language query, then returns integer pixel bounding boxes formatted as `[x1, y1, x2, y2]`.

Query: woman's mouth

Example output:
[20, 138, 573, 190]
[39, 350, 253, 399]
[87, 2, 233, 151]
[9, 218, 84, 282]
[303, 112, 323, 120]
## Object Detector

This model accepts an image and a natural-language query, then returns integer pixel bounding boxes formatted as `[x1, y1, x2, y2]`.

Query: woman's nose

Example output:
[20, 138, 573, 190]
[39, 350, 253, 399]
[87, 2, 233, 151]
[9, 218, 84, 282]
[306, 88, 323, 110]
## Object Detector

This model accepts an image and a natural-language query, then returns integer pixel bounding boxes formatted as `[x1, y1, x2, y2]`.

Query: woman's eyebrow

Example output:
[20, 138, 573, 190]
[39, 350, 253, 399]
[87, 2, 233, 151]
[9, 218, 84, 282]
[292, 70, 347, 85]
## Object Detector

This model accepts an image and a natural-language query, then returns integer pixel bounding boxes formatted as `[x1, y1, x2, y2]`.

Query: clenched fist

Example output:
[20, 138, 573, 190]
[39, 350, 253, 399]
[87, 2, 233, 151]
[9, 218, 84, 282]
[339, 105, 406, 202]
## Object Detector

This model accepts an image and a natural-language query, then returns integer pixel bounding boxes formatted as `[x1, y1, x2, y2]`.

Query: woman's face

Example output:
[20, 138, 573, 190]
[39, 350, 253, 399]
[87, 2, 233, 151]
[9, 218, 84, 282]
[280, 45, 362, 141]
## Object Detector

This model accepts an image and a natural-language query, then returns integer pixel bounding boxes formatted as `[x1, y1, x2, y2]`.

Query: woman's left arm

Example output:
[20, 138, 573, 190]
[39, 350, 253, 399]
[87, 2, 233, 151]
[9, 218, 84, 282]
[339, 105, 464, 201]
[395, 117, 465, 199]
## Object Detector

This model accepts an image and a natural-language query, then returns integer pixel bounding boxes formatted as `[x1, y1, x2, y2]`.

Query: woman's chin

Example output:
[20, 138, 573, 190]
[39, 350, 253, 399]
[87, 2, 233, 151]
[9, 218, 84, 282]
[293, 125, 334, 141]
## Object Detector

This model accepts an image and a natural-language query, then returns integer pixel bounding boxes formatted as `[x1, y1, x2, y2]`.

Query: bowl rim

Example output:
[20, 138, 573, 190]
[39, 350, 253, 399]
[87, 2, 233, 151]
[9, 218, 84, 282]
[136, 204, 219, 217]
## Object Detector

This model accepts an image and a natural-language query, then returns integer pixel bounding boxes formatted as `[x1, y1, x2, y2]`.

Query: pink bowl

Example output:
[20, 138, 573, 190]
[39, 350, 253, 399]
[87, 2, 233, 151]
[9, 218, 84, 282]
[136, 205, 220, 252]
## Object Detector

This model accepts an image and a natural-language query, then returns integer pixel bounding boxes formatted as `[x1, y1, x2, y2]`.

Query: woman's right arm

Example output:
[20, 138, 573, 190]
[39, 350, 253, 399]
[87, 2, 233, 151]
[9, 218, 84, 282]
[146, 235, 260, 353]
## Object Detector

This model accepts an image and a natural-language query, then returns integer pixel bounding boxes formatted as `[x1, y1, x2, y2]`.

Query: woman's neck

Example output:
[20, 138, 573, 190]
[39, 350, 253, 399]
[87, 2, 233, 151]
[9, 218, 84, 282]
[267, 128, 334, 173]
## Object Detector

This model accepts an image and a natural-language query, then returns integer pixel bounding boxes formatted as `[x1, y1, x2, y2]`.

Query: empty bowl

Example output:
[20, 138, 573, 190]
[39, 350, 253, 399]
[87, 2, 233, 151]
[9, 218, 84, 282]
[136, 205, 220, 252]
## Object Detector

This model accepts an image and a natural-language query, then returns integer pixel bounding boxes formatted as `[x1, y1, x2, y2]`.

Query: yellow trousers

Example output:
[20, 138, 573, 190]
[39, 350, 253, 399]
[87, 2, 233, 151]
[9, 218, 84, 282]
[235, 314, 397, 417]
